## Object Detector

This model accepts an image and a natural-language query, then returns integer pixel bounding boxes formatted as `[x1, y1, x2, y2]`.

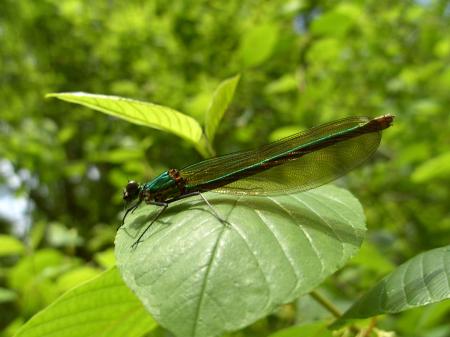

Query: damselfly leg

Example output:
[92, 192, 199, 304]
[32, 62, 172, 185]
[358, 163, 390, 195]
[130, 192, 228, 249]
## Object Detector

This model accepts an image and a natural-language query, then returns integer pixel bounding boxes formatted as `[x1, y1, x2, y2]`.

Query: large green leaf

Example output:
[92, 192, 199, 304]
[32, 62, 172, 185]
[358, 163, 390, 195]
[46, 93, 208, 155]
[14, 267, 156, 337]
[204, 74, 240, 142]
[115, 185, 366, 337]
[331, 245, 450, 328]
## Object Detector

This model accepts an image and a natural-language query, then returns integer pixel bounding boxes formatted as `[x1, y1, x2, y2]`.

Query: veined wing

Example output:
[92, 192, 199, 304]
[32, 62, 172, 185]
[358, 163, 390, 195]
[180, 116, 391, 195]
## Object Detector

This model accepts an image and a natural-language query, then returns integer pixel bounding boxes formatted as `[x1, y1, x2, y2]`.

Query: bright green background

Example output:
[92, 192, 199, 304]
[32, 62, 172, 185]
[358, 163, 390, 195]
[1, 1, 449, 336]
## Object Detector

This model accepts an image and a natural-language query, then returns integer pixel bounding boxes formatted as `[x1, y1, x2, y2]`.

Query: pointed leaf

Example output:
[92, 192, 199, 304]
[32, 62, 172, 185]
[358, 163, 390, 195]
[205, 75, 240, 142]
[332, 245, 450, 329]
[15, 267, 156, 337]
[47, 92, 204, 148]
[115, 185, 366, 337]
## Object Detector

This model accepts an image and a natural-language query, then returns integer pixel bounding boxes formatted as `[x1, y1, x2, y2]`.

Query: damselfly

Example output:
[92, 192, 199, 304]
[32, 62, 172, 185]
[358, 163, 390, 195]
[122, 115, 394, 247]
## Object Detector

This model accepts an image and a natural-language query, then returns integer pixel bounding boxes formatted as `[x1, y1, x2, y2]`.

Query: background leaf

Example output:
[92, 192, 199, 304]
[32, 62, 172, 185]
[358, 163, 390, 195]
[332, 245, 450, 328]
[15, 267, 156, 337]
[412, 152, 450, 183]
[204, 74, 240, 143]
[115, 185, 366, 337]
[239, 23, 279, 67]
[0, 234, 25, 256]
[0, 288, 17, 303]
[311, 10, 354, 37]
[46, 93, 209, 156]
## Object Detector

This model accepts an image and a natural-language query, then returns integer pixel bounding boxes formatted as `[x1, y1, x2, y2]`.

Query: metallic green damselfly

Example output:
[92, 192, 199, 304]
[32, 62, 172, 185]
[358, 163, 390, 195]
[123, 115, 394, 246]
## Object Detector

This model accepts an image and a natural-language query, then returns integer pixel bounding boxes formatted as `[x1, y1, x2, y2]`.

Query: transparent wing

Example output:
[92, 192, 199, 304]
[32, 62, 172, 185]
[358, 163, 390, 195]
[179, 116, 382, 195]
[213, 131, 381, 195]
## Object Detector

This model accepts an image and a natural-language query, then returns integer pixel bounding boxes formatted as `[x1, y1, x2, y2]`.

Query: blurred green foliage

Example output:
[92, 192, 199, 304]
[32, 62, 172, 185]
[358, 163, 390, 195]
[0, 0, 449, 336]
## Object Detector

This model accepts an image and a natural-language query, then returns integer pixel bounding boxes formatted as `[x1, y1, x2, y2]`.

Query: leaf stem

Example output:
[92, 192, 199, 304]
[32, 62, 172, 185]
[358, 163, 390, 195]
[310, 290, 342, 318]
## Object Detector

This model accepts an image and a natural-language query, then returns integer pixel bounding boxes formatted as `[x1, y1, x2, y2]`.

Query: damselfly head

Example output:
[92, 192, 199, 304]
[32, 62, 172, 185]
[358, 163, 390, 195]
[123, 180, 140, 202]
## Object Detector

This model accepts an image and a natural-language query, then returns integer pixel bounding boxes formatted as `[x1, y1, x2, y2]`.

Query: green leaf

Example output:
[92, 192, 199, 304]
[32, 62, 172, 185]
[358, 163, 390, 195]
[311, 11, 354, 37]
[115, 185, 366, 337]
[15, 267, 156, 337]
[331, 245, 450, 329]
[47, 92, 207, 155]
[350, 242, 395, 275]
[268, 125, 304, 143]
[9, 249, 67, 291]
[239, 23, 279, 67]
[0, 287, 17, 303]
[204, 74, 240, 142]
[412, 152, 450, 183]
[90, 148, 145, 164]
[56, 266, 102, 291]
[94, 249, 116, 268]
[264, 74, 299, 95]
[0, 234, 25, 256]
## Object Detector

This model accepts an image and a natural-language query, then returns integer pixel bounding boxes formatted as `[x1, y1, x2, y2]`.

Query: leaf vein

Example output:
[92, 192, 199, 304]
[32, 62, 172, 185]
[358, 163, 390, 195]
[266, 196, 323, 278]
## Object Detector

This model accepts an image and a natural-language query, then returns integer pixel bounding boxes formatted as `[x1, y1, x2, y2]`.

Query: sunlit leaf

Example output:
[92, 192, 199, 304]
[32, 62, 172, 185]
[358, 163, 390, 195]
[15, 268, 156, 337]
[90, 148, 144, 164]
[205, 74, 240, 142]
[311, 11, 354, 37]
[47, 92, 206, 154]
[0, 287, 17, 303]
[412, 152, 450, 183]
[95, 249, 116, 268]
[0, 234, 25, 256]
[56, 266, 102, 291]
[8, 249, 68, 291]
[306, 38, 342, 63]
[331, 245, 450, 329]
[264, 74, 298, 95]
[116, 185, 366, 337]
[269, 126, 304, 143]
[239, 23, 279, 67]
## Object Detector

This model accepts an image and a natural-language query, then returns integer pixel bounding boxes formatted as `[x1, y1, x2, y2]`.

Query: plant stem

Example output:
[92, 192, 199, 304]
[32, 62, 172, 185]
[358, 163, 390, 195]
[310, 290, 342, 318]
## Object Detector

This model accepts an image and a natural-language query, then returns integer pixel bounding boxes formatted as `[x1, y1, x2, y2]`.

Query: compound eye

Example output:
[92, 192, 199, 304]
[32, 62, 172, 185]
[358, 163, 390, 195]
[123, 181, 140, 202]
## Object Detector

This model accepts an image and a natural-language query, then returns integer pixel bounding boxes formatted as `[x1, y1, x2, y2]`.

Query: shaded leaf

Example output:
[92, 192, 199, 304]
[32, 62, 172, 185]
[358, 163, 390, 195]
[205, 75, 240, 142]
[116, 185, 366, 337]
[331, 245, 450, 329]
[15, 267, 156, 337]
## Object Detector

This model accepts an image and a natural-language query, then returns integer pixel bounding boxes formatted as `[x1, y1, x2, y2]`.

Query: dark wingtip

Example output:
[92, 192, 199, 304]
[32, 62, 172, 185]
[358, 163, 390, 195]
[363, 114, 394, 132]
